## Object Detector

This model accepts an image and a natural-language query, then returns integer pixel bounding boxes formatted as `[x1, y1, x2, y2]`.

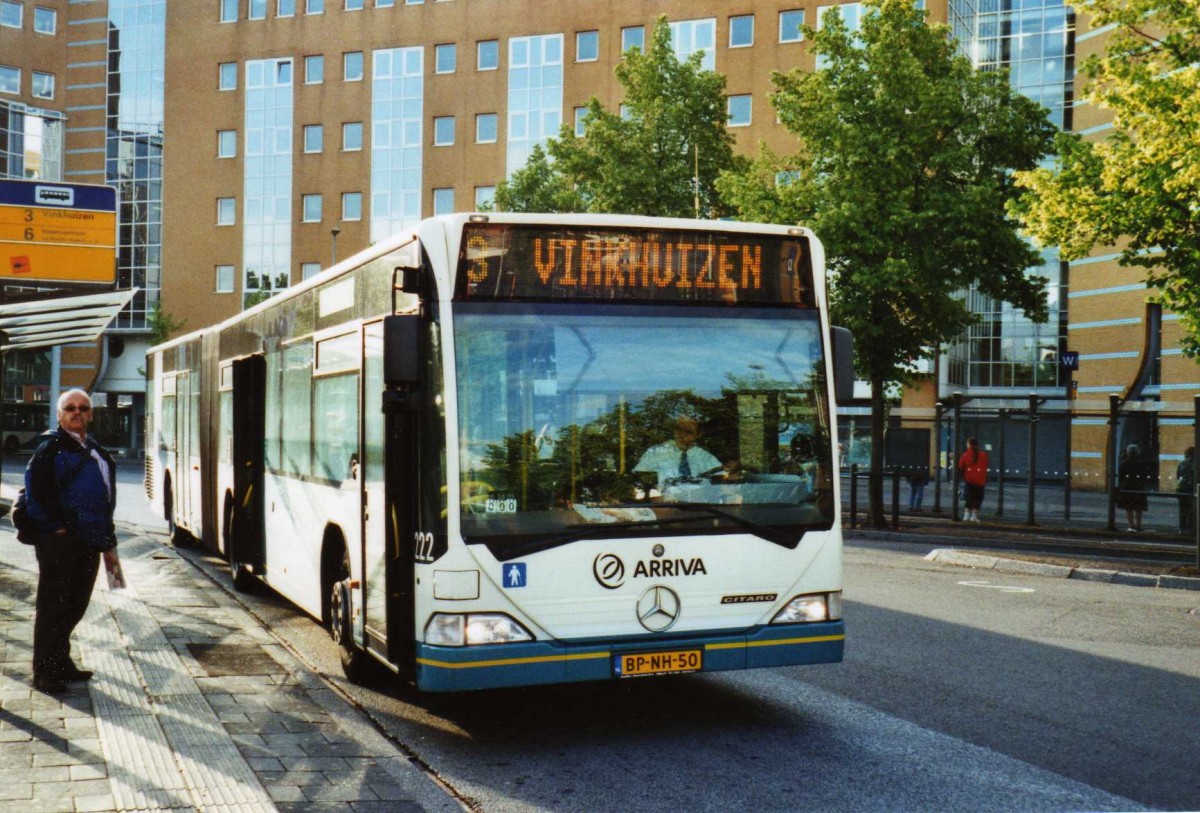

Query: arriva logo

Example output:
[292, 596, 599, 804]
[593, 553, 625, 589]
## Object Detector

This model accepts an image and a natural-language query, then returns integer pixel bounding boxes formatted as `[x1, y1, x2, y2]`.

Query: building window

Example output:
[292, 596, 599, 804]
[219, 62, 237, 90]
[474, 186, 494, 210]
[305, 55, 324, 84]
[0, 1, 21, 28]
[344, 51, 364, 81]
[217, 197, 237, 225]
[301, 261, 322, 280]
[218, 129, 237, 157]
[249, 0, 267, 20]
[0, 66, 19, 95]
[306, 0, 323, 13]
[302, 194, 323, 222]
[574, 106, 589, 136]
[345, 0, 363, 9]
[475, 113, 497, 144]
[433, 187, 454, 214]
[780, 9, 804, 42]
[477, 40, 499, 71]
[31, 71, 54, 100]
[727, 94, 751, 127]
[507, 34, 563, 176]
[303, 124, 323, 153]
[729, 14, 754, 47]
[342, 121, 363, 150]
[433, 115, 454, 146]
[405, 0, 423, 5]
[216, 264, 235, 293]
[435, 43, 456, 74]
[669, 19, 716, 70]
[342, 191, 362, 220]
[376, 0, 394, 7]
[33, 6, 56, 34]
[370, 45, 424, 240]
[576, 30, 598, 62]
[622, 26, 644, 53]
[278, 0, 296, 15]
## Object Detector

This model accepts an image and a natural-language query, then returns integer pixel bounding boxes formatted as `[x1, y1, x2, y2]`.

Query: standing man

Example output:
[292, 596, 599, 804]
[26, 389, 118, 693]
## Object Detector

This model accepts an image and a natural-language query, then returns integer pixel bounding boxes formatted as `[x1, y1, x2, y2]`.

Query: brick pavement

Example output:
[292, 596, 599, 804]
[0, 525, 461, 813]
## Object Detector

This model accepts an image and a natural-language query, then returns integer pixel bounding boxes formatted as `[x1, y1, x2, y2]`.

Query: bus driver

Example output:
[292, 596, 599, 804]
[634, 416, 722, 488]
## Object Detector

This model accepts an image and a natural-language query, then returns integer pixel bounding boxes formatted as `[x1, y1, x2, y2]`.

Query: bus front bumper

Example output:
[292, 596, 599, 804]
[413, 621, 845, 692]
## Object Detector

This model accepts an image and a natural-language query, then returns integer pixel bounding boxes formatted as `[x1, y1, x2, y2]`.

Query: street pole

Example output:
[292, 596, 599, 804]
[1107, 394, 1119, 532]
[1027, 393, 1038, 525]
[952, 392, 963, 521]
[1193, 395, 1199, 568]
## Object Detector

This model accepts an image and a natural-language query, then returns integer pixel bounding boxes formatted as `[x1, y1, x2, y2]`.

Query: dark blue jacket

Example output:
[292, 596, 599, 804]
[24, 427, 118, 551]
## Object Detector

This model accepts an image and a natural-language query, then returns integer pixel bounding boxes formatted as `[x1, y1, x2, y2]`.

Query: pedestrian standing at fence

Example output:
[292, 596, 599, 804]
[25, 389, 119, 694]
[1116, 443, 1147, 533]
[957, 437, 989, 523]
[907, 468, 930, 512]
[1175, 447, 1194, 535]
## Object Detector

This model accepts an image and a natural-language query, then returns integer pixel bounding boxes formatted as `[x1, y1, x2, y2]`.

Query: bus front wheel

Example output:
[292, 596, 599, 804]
[329, 549, 372, 684]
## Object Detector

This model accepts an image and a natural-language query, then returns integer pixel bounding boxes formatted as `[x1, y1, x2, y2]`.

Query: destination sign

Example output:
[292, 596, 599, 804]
[0, 180, 117, 286]
[454, 223, 815, 306]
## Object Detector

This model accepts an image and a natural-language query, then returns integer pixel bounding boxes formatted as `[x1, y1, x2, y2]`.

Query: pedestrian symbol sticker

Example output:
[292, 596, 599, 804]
[504, 563, 526, 588]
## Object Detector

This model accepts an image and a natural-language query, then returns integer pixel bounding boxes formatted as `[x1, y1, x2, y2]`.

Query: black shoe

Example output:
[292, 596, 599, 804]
[33, 676, 67, 694]
[61, 667, 93, 682]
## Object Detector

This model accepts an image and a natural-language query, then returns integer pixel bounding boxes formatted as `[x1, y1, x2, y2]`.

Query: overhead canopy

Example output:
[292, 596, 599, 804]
[0, 289, 137, 352]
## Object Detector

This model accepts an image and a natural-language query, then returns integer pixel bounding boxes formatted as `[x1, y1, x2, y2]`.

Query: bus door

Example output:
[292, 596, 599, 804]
[230, 355, 266, 573]
[362, 321, 416, 673]
[175, 372, 193, 530]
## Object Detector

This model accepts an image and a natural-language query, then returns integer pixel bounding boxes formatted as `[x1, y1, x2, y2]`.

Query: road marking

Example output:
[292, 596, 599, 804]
[957, 580, 1036, 593]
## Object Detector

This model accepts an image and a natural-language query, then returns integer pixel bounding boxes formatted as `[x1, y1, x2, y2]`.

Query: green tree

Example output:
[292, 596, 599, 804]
[719, 0, 1055, 525]
[147, 300, 187, 345]
[494, 17, 747, 217]
[492, 144, 584, 214]
[1010, 0, 1200, 354]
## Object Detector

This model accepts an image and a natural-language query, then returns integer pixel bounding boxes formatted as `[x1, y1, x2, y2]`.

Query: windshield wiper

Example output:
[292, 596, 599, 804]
[483, 515, 711, 561]
[658, 503, 799, 548]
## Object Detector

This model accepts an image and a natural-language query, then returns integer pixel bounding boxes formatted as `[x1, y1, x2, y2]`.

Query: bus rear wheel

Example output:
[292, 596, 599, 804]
[329, 549, 372, 684]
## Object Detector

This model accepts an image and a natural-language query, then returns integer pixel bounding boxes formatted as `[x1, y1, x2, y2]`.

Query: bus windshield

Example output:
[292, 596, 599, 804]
[454, 302, 835, 559]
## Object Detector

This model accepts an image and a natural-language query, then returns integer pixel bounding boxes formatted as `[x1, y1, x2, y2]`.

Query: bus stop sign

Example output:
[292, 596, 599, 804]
[0, 179, 117, 287]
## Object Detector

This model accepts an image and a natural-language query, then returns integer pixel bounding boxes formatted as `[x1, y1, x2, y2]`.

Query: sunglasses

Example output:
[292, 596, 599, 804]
[62, 404, 92, 413]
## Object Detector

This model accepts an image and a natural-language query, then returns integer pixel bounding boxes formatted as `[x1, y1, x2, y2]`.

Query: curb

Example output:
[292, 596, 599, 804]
[925, 549, 1200, 591]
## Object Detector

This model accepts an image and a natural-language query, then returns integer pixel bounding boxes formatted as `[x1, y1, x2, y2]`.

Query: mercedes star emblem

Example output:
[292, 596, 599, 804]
[636, 585, 681, 632]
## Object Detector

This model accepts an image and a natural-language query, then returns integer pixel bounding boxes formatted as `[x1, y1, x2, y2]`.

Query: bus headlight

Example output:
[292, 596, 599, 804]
[424, 613, 535, 646]
[770, 591, 842, 624]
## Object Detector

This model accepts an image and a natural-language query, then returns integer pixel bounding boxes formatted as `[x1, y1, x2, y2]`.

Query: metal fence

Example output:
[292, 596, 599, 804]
[837, 394, 1200, 540]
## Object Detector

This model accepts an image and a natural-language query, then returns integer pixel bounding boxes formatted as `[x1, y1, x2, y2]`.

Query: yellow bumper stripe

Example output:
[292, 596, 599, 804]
[706, 633, 846, 651]
[416, 632, 844, 671]
[416, 651, 610, 670]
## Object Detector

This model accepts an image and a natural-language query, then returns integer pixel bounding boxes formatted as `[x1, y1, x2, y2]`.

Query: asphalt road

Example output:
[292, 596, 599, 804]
[102, 462, 1200, 811]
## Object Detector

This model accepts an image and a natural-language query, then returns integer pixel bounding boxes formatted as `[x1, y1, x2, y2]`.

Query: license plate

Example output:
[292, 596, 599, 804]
[615, 649, 702, 678]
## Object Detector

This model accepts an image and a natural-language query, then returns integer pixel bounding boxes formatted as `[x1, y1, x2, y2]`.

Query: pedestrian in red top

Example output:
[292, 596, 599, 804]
[958, 437, 990, 522]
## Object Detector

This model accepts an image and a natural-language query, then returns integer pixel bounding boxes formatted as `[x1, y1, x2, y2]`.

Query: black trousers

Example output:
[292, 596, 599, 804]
[33, 534, 100, 679]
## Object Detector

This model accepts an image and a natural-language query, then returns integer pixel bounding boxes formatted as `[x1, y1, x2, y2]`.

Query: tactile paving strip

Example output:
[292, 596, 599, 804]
[134, 646, 204, 697]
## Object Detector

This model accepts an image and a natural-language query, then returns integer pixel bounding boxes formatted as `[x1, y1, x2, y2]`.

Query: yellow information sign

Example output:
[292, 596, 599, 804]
[0, 180, 117, 286]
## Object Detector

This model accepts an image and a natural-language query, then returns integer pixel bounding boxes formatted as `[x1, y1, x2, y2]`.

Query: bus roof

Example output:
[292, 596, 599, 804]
[147, 213, 818, 355]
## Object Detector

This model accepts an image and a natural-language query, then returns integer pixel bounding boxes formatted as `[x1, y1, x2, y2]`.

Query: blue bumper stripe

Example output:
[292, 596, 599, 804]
[415, 621, 845, 692]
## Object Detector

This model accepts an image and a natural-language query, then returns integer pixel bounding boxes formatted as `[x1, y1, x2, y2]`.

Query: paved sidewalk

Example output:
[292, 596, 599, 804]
[0, 526, 461, 813]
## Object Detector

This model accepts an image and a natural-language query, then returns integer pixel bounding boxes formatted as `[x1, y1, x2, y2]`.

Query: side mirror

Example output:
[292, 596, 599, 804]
[830, 326, 855, 405]
[383, 314, 420, 386]
[396, 266, 421, 294]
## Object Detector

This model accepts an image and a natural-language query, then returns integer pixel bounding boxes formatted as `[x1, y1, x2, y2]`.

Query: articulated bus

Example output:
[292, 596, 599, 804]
[146, 213, 851, 692]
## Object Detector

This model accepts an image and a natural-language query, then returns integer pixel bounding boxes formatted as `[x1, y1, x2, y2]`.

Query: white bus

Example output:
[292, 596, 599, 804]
[146, 213, 851, 692]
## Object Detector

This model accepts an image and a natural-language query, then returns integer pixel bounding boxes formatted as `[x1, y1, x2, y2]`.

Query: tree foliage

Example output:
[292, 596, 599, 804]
[494, 17, 748, 217]
[1010, 0, 1200, 353]
[718, 0, 1055, 524]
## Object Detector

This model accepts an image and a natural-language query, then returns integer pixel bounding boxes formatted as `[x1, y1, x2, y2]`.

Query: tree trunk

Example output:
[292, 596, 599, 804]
[868, 376, 887, 528]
